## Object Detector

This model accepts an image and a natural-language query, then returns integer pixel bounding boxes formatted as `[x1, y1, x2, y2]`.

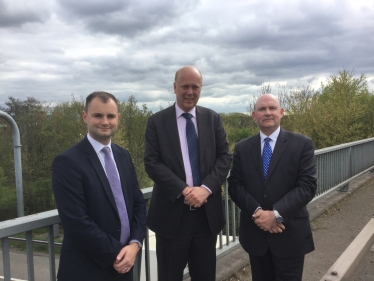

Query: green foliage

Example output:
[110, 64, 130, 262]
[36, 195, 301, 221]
[24, 179, 55, 215]
[114, 96, 153, 188]
[0, 167, 17, 220]
[220, 112, 257, 151]
[8, 228, 62, 255]
[282, 70, 373, 148]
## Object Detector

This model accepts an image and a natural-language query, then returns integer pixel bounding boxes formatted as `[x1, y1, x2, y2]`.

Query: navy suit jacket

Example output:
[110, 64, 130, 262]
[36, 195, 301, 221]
[52, 136, 146, 281]
[144, 105, 232, 238]
[228, 128, 317, 257]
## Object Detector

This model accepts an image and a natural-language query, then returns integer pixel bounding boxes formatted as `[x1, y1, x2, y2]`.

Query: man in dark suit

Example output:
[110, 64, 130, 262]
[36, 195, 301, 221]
[52, 92, 146, 281]
[228, 94, 317, 281]
[144, 66, 231, 281]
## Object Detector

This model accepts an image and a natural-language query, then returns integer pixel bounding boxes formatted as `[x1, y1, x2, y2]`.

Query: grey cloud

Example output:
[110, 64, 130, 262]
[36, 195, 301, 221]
[0, 0, 50, 28]
[57, 0, 200, 37]
[57, 0, 127, 16]
[1, 0, 374, 114]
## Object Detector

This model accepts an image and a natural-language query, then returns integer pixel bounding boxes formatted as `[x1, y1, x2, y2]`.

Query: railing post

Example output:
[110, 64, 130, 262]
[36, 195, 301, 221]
[0, 110, 24, 217]
[1, 237, 11, 281]
[133, 249, 142, 281]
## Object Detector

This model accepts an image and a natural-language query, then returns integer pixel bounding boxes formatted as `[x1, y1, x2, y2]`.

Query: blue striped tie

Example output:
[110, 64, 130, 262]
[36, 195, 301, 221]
[182, 113, 201, 186]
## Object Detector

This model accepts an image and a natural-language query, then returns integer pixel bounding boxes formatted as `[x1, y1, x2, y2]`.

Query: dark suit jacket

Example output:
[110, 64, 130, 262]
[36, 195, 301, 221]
[52, 136, 146, 281]
[144, 105, 231, 238]
[228, 128, 317, 257]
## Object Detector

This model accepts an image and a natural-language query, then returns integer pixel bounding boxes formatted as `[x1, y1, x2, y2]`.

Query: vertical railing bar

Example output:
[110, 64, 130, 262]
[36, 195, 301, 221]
[231, 199, 236, 242]
[144, 201, 151, 281]
[219, 231, 223, 250]
[1, 237, 11, 281]
[47, 225, 57, 281]
[133, 249, 142, 281]
[26, 230, 35, 281]
[224, 180, 229, 246]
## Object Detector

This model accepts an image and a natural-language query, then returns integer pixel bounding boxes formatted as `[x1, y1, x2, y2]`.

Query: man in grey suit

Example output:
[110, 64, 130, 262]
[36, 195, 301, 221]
[228, 94, 317, 281]
[144, 66, 231, 281]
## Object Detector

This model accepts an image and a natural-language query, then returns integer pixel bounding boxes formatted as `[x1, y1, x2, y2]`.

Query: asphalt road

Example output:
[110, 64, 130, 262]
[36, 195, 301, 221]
[0, 250, 59, 281]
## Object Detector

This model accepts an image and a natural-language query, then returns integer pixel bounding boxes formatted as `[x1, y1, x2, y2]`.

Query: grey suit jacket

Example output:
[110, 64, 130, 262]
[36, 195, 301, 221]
[144, 105, 231, 238]
[228, 128, 317, 257]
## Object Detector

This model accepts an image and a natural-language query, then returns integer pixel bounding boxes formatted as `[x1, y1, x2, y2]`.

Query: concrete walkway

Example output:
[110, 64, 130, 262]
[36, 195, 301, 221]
[217, 171, 374, 281]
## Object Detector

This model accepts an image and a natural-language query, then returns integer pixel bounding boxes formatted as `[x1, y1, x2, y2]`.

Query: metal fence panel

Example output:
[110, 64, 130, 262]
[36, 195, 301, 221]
[1, 138, 374, 280]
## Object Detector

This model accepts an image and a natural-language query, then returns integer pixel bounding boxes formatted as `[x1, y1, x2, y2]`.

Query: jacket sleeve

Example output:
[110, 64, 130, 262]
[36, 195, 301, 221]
[144, 116, 190, 202]
[200, 113, 232, 194]
[273, 137, 317, 221]
[228, 142, 262, 218]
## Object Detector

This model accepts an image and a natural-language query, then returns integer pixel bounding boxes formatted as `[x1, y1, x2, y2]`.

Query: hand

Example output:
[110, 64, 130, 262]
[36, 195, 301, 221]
[182, 186, 193, 197]
[184, 186, 210, 208]
[113, 243, 139, 274]
[252, 209, 285, 233]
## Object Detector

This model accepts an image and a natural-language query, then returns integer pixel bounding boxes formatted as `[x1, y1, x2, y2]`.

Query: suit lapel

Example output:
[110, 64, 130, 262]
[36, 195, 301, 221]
[83, 137, 119, 214]
[265, 128, 288, 183]
[163, 106, 185, 169]
[249, 134, 263, 181]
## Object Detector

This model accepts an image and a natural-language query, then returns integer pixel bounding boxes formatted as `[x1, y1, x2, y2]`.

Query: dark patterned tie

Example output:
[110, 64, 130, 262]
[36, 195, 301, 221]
[262, 137, 272, 178]
[102, 147, 130, 245]
[182, 113, 201, 186]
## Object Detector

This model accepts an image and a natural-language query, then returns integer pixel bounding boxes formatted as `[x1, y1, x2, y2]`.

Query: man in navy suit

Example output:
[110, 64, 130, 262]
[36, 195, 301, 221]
[52, 92, 146, 281]
[228, 94, 317, 281]
[144, 66, 231, 281]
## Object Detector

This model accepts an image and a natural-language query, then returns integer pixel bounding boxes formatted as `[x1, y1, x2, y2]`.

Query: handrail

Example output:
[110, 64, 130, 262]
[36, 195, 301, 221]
[0, 110, 24, 217]
[319, 217, 374, 281]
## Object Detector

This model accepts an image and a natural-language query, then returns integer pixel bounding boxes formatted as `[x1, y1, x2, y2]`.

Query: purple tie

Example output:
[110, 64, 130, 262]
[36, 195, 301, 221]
[102, 147, 130, 245]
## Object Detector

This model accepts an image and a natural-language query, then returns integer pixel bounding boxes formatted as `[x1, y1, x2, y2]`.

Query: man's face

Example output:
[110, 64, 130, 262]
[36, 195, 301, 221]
[252, 94, 284, 135]
[174, 67, 202, 112]
[82, 97, 119, 145]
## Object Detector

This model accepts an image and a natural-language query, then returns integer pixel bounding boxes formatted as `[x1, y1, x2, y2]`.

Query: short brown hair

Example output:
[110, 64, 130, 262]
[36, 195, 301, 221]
[85, 91, 118, 112]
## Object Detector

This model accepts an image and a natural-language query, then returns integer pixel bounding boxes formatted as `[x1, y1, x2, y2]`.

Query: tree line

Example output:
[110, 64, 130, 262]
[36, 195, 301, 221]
[0, 69, 373, 221]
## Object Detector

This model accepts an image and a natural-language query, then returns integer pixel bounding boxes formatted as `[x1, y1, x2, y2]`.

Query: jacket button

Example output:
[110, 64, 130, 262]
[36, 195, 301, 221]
[264, 193, 267, 197]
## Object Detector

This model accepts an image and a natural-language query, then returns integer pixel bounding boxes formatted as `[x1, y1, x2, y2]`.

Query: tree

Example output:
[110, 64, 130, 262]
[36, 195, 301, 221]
[311, 70, 371, 148]
[114, 96, 153, 188]
[0, 97, 56, 216]
[220, 113, 256, 151]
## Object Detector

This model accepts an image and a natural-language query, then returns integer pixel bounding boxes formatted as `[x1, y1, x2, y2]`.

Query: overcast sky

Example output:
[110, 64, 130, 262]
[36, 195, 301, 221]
[1, 0, 373, 113]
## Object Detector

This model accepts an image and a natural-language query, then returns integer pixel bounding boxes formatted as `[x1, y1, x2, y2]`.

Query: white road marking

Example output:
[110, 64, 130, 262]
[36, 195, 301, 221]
[0, 276, 27, 281]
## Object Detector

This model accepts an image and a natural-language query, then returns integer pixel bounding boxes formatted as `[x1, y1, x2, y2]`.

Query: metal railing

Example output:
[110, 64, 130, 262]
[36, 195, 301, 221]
[314, 137, 374, 201]
[1, 137, 374, 281]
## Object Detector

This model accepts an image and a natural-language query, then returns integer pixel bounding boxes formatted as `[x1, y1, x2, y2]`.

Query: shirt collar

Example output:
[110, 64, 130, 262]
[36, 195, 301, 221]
[260, 126, 280, 143]
[87, 133, 112, 154]
[175, 103, 196, 119]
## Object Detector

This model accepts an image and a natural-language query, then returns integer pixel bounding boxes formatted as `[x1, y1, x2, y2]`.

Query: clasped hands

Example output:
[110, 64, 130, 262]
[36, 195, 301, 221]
[252, 209, 285, 234]
[183, 186, 209, 208]
[113, 243, 139, 274]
